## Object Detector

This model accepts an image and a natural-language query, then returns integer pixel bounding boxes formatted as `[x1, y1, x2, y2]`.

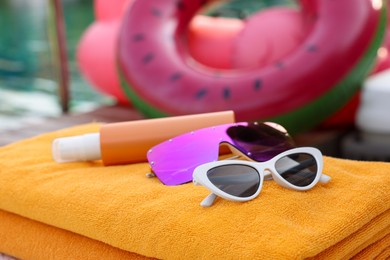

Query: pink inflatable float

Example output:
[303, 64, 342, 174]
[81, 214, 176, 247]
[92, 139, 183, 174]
[232, 6, 308, 69]
[76, 0, 130, 104]
[77, 0, 242, 104]
[117, 0, 386, 133]
[187, 15, 244, 69]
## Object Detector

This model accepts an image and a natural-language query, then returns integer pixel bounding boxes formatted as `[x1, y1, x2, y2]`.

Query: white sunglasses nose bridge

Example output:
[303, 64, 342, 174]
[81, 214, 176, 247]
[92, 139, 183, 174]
[263, 169, 274, 181]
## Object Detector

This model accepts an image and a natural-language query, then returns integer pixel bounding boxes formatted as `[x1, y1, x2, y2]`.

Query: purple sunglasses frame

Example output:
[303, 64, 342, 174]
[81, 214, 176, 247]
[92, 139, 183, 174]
[147, 122, 295, 185]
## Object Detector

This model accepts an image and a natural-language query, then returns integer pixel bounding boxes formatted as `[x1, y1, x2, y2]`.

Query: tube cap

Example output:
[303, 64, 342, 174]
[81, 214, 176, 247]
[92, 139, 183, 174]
[52, 133, 101, 163]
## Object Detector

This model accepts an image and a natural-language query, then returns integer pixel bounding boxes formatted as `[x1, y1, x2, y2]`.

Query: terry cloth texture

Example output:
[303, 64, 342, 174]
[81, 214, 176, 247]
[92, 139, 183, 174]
[0, 123, 389, 259]
[0, 209, 151, 260]
[0, 209, 388, 260]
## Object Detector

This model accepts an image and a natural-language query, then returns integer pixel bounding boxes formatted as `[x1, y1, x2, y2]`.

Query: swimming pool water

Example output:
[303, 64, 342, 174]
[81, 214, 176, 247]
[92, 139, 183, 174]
[0, 0, 113, 130]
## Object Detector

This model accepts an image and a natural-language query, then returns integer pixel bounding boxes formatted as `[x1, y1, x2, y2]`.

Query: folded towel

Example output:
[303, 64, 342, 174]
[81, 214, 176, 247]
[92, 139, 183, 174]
[314, 208, 389, 259]
[353, 233, 390, 260]
[0, 209, 150, 260]
[0, 123, 389, 259]
[0, 209, 387, 260]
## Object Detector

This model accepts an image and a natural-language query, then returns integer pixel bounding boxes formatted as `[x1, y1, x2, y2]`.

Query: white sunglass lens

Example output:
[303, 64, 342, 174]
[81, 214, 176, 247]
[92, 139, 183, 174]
[275, 153, 318, 187]
[207, 164, 260, 198]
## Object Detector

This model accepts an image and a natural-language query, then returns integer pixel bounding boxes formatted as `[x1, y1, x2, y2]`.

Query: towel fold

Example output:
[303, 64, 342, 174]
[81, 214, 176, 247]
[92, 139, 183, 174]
[0, 209, 151, 260]
[0, 123, 389, 259]
[0, 209, 387, 260]
[352, 233, 390, 260]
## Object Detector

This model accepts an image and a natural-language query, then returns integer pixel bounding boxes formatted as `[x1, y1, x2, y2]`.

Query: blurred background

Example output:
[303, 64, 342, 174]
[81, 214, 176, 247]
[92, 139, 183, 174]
[0, 0, 113, 131]
[1, 0, 389, 161]
[0, 0, 293, 131]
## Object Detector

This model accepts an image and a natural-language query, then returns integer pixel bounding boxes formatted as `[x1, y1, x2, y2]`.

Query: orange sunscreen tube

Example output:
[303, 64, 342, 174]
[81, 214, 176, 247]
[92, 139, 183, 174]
[52, 110, 235, 165]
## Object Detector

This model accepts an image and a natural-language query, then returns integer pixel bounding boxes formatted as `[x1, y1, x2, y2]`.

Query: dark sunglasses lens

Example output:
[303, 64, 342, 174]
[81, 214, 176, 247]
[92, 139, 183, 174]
[275, 153, 317, 187]
[207, 165, 260, 198]
[227, 123, 295, 161]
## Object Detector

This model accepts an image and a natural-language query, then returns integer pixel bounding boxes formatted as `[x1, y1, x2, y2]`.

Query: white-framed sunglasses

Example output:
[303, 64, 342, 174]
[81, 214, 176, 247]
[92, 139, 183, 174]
[193, 147, 331, 207]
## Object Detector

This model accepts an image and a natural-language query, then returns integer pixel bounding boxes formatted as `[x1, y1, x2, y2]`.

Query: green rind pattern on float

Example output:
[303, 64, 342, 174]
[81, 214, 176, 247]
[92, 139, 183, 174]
[118, 67, 168, 118]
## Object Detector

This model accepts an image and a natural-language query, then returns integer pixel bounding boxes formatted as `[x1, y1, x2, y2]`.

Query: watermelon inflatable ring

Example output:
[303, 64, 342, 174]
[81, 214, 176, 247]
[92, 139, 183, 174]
[118, 0, 386, 134]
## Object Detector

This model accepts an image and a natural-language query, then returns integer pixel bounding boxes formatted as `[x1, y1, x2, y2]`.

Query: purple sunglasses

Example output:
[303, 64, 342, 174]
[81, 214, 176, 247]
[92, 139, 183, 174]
[147, 122, 295, 186]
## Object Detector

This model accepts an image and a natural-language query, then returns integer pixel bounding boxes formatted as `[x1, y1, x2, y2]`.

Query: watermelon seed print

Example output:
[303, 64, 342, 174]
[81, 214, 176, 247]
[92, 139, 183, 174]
[118, 0, 386, 134]
[254, 79, 262, 91]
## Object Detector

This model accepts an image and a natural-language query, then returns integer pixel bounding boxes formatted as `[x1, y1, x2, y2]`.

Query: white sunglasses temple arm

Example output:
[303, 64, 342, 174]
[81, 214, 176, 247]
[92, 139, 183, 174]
[200, 193, 217, 207]
[193, 178, 218, 207]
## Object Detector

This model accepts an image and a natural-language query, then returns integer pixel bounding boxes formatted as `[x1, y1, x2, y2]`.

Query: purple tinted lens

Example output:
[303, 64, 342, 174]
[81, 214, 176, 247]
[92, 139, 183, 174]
[147, 124, 234, 186]
[147, 122, 293, 186]
[227, 123, 295, 161]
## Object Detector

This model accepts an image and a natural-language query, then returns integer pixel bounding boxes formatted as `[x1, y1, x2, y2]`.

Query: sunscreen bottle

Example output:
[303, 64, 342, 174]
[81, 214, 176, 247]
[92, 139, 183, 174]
[52, 110, 235, 165]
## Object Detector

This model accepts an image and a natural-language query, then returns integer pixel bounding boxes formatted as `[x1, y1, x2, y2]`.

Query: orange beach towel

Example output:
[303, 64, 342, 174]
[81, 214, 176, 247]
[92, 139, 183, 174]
[0, 209, 150, 260]
[0, 123, 389, 259]
[0, 209, 388, 260]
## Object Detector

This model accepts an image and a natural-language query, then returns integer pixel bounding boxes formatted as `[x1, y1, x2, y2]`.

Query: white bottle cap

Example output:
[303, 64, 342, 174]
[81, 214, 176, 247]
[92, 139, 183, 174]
[52, 133, 102, 163]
